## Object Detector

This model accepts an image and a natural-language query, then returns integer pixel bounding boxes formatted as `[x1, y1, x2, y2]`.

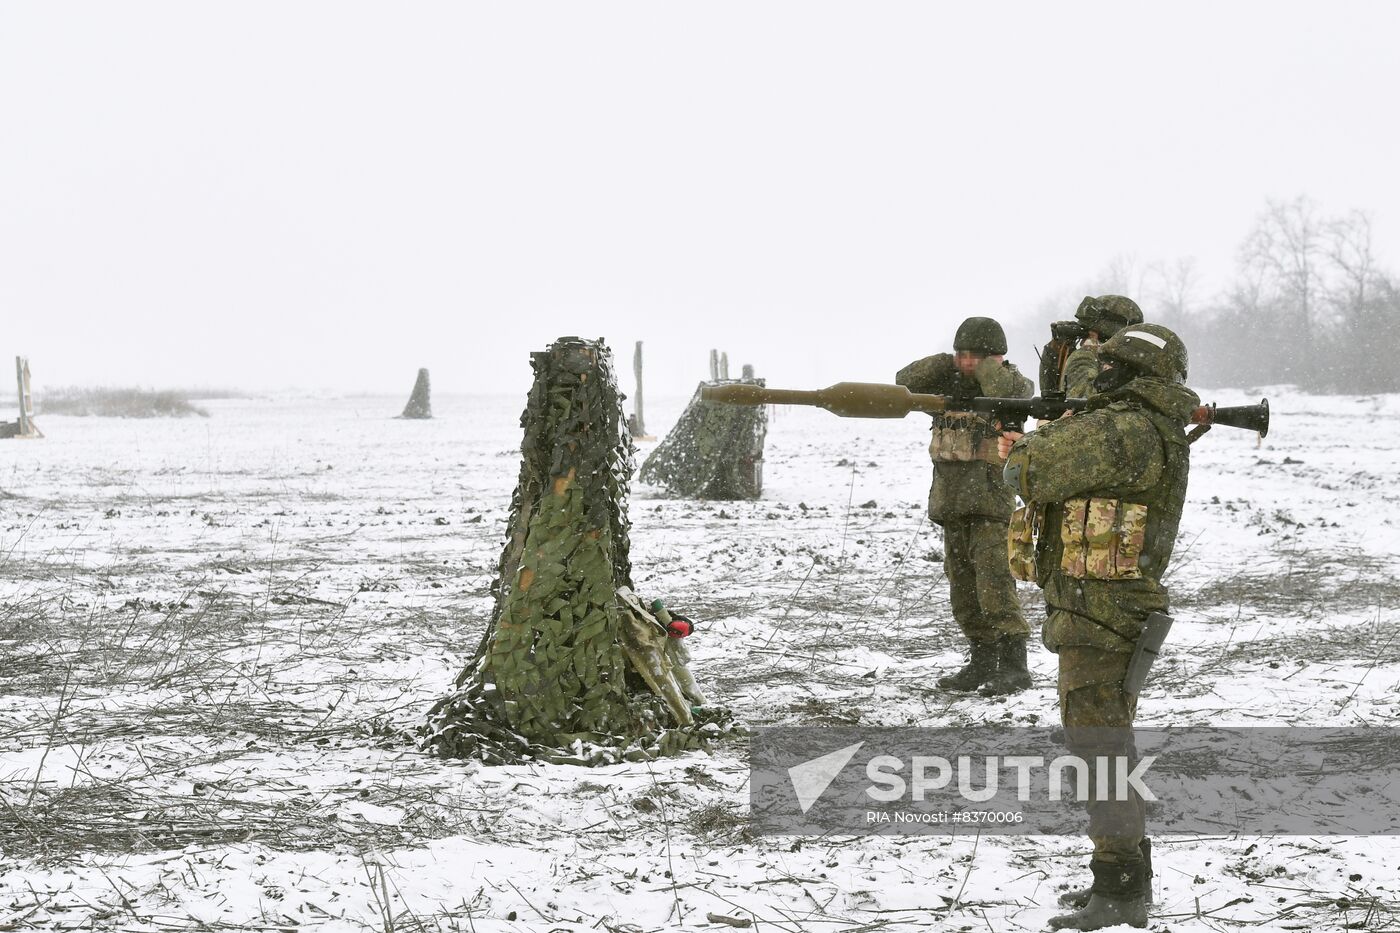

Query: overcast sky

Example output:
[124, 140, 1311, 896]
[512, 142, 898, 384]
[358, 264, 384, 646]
[2, 2, 1397, 399]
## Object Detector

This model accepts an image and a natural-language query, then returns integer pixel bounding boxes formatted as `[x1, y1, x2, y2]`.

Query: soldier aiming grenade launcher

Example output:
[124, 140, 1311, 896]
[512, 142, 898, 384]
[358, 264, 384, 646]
[1049, 320, 1093, 342]
[700, 381, 1270, 437]
[1040, 320, 1093, 393]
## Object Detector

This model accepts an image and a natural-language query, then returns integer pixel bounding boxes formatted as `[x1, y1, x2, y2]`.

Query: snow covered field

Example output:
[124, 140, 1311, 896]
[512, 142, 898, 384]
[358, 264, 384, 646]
[2, 388, 1398, 932]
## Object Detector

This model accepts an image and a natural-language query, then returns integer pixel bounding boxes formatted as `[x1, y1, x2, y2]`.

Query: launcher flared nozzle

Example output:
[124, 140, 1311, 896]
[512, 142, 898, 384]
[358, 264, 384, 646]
[1192, 398, 1270, 438]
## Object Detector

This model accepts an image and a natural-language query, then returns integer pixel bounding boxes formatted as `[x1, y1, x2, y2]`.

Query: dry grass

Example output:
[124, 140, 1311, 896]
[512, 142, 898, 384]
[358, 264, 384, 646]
[684, 800, 750, 842]
[1176, 551, 1400, 616]
[1, 779, 433, 858]
[39, 387, 210, 418]
[0, 532, 490, 863]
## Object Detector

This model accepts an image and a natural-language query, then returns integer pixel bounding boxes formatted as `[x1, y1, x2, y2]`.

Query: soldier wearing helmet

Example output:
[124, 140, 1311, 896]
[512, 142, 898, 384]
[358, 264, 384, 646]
[895, 316, 1036, 696]
[1001, 322, 1196, 930]
[1041, 295, 1146, 397]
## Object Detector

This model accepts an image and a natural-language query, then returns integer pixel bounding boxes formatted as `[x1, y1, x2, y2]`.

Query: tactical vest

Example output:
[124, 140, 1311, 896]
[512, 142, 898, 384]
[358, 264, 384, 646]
[1008, 400, 1189, 584]
[928, 411, 1002, 465]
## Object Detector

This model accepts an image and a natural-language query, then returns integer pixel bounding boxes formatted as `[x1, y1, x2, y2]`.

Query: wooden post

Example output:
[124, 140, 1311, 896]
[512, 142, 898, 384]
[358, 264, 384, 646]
[15, 358, 29, 438]
[8, 357, 41, 439]
[631, 341, 647, 438]
[709, 349, 719, 382]
[719, 352, 729, 380]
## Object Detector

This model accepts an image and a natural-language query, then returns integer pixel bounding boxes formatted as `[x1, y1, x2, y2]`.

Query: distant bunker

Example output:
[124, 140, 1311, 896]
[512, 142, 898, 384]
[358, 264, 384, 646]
[400, 368, 432, 419]
[639, 375, 767, 500]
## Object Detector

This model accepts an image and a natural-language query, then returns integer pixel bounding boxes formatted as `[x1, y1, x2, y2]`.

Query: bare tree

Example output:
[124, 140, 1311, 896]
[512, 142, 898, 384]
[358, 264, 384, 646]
[1030, 254, 1154, 328]
[1097, 253, 1151, 299]
[1323, 210, 1379, 334]
[1324, 221, 1400, 392]
[1148, 257, 1200, 322]
[1038, 197, 1400, 392]
[1239, 196, 1324, 341]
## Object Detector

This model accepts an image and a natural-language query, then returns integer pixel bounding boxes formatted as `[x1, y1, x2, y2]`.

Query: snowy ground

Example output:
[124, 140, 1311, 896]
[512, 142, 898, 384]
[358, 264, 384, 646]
[1, 388, 1398, 932]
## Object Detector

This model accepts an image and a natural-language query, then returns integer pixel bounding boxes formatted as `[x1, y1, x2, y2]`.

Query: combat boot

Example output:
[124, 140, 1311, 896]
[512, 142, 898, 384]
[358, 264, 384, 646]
[936, 640, 997, 691]
[978, 637, 1033, 696]
[1058, 838, 1153, 909]
[1048, 859, 1149, 930]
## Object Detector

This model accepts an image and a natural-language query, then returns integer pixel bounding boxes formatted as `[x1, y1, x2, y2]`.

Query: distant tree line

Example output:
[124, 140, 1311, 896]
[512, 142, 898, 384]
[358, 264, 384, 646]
[1023, 197, 1400, 393]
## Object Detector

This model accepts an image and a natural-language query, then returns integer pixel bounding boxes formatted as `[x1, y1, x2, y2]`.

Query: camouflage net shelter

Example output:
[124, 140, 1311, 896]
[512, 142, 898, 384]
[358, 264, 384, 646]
[425, 337, 732, 765]
[639, 377, 767, 499]
[400, 368, 432, 419]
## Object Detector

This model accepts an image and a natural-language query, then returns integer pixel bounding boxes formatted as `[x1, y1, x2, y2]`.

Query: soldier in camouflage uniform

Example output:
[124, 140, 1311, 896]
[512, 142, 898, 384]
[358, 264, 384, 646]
[896, 317, 1035, 696]
[1002, 323, 1196, 930]
[1042, 295, 1145, 397]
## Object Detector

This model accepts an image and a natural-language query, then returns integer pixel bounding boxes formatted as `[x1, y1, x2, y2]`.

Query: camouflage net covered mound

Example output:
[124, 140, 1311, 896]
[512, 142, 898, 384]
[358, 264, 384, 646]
[425, 337, 734, 765]
[639, 378, 767, 499]
[400, 368, 432, 419]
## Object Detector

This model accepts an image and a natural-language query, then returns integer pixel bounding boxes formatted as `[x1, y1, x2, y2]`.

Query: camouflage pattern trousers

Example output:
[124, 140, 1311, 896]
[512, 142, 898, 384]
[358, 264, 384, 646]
[1057, 641, 1144, 865]
[942, 518, 1031, 644]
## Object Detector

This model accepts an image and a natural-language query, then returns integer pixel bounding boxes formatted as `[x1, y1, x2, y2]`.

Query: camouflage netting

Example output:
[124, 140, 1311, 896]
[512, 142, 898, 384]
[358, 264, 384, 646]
[639, 378, 767, 499]
[400, 368, 432, 419]
[424, 337, 734, 765]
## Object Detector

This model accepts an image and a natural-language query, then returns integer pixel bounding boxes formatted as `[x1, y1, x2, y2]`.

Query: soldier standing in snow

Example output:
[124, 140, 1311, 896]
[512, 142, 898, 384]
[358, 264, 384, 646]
[896, 317, 1036, 696]
[1001, 323, 1197, 930]
[1041, 295, 1146, 397]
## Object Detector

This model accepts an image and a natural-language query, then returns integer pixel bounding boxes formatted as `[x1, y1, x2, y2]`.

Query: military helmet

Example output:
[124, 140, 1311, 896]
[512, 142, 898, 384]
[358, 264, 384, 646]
[953, 317, 1008, 355]
[1075, 294, 1144, 338]
[1099, 323, 1189, 382]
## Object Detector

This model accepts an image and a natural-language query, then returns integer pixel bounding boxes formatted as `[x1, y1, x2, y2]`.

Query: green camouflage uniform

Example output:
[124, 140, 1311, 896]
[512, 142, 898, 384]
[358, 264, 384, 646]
[1060, 343, 1101, 398]
[896, 353, 1033, 645]
[1005, 375, 1198, 865]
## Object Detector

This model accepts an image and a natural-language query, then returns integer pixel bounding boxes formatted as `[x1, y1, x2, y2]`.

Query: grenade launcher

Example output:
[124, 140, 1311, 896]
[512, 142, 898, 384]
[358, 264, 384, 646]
[699, 382, 1270, 438]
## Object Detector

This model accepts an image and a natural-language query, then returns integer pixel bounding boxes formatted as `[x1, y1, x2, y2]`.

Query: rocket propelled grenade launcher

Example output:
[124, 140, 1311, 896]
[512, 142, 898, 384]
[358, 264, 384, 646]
[700, 382, 1270, 437]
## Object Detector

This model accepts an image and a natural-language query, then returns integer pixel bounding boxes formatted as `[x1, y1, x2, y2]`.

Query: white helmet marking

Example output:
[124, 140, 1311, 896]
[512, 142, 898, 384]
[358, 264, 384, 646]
[1122, 330, 1167, 349]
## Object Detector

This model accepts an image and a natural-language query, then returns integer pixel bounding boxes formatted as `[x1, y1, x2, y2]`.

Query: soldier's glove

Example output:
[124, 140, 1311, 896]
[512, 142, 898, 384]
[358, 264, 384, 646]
[666, 613, 695, 639]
